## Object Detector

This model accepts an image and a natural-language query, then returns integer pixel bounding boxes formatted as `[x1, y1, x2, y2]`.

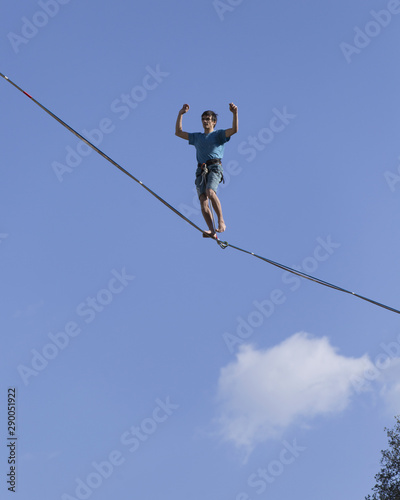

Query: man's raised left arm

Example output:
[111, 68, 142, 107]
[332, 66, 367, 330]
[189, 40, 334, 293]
[225, 103, 238, 138]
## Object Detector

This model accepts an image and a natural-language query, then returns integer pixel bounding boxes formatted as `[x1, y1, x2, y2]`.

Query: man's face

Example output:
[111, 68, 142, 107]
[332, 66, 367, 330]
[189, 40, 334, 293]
[202, 115, 216, 132]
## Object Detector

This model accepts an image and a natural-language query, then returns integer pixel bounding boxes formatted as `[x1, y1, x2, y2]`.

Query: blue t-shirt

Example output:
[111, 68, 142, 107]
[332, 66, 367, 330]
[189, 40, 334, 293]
[188, 129, 230, 164]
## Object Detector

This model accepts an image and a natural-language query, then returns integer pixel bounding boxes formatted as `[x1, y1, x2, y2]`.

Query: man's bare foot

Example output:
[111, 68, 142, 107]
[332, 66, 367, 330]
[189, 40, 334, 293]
[202, 230, 218, 239]
[216, 221, 226, 233]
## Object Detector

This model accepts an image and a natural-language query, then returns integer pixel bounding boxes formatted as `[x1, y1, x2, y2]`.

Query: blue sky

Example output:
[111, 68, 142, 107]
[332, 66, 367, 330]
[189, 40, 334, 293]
[1, 0, 400, 498]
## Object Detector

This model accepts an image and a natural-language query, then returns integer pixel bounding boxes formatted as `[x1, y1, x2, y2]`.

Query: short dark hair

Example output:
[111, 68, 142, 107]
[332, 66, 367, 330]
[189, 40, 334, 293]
[201, 110, 218, 123]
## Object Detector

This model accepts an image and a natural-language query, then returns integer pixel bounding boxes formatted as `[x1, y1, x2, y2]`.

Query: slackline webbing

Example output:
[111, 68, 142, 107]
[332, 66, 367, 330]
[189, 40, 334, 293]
[1, 72, 399, 316]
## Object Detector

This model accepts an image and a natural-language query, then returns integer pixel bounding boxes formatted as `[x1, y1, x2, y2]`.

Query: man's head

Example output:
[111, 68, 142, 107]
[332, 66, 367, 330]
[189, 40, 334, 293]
[201, 110, 217, 132]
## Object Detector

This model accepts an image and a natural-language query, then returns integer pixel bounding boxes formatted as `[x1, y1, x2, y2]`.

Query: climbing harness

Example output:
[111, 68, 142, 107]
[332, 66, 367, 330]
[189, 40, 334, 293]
[198, 159, 225, 186]
[1, 71, 399, 315]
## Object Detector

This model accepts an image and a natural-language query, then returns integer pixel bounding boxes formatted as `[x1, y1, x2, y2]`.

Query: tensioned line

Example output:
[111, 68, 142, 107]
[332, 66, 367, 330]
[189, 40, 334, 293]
[1, 72, 399, 315]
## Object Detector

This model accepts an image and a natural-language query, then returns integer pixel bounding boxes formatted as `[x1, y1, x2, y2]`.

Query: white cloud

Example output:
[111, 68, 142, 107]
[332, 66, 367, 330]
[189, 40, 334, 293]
[215, 332, 372, 454]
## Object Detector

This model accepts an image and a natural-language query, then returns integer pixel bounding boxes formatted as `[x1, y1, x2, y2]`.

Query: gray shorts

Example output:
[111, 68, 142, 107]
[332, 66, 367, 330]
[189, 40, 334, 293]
[195, 164, 223, 197]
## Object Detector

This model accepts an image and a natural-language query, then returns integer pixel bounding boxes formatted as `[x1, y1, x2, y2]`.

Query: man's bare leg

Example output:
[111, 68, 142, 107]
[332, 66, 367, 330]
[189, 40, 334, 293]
[207, 189, 226, 233]
[199, 194, 217, 239]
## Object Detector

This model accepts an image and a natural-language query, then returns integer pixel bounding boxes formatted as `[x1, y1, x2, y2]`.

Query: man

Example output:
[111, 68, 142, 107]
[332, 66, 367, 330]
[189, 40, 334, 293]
[175, 103, 238, 239]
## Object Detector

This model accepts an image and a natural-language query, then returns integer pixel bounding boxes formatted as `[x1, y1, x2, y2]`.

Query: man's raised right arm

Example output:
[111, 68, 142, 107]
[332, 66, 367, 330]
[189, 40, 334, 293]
[175, 104, 190, 140]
